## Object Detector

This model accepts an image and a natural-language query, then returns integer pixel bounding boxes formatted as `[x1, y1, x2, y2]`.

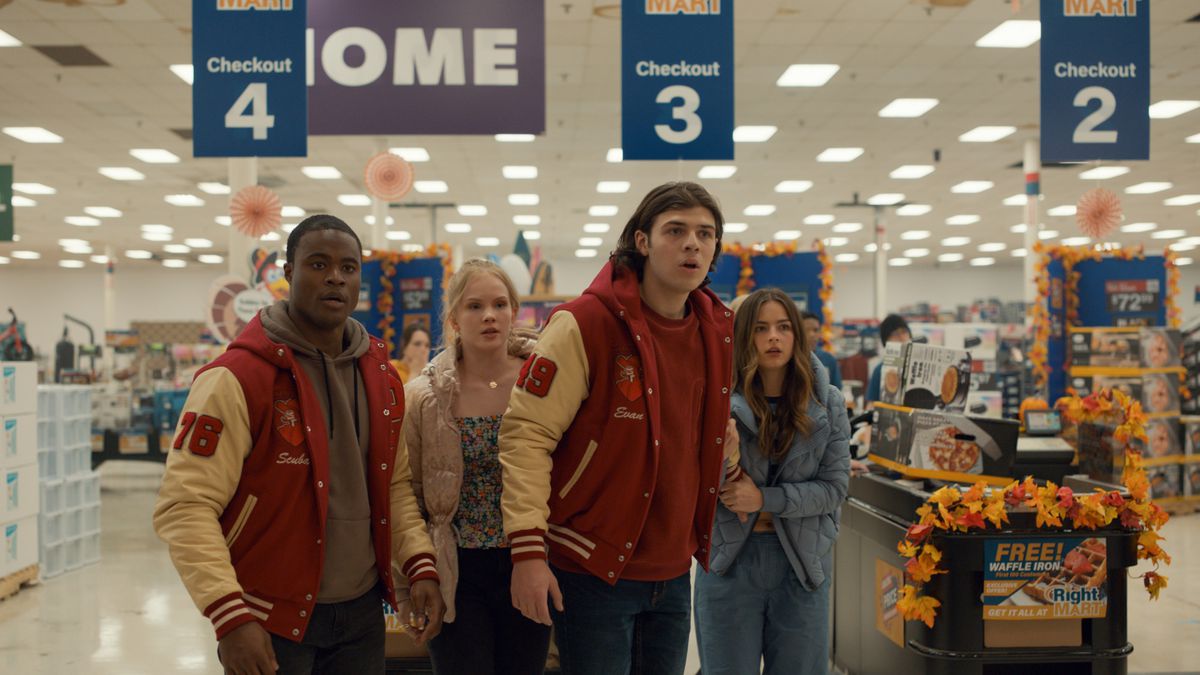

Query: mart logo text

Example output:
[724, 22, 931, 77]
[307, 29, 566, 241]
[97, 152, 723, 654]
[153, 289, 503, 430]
[217, 0, 295, 11]
[645, 0, 721, 15]
[1063, 0, 1137, 17]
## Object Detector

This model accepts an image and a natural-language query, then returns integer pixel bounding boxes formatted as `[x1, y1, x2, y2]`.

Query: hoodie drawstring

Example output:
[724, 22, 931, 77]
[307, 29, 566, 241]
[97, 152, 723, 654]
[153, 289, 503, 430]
[353, 365, 361, 441]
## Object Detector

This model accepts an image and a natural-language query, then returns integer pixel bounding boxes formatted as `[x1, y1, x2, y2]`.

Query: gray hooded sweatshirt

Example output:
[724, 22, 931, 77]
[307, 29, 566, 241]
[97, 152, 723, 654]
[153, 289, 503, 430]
[260, 300, 376, 603]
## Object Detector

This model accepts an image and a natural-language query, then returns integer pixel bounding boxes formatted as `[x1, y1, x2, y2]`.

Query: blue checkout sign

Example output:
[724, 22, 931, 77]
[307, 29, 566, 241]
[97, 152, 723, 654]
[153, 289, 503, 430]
[1040, 0, 1149, 162]
[621, 0, 733, 161]
[193, 0, 307, 158]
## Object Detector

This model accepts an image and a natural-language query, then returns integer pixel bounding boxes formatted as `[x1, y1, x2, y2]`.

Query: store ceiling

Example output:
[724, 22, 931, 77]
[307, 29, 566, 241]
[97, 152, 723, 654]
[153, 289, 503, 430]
[0, 0, 1198, 272]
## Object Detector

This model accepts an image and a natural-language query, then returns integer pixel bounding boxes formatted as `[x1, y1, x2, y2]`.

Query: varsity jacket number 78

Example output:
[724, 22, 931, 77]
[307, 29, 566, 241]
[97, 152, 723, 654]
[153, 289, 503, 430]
[153, 316, 438, 642]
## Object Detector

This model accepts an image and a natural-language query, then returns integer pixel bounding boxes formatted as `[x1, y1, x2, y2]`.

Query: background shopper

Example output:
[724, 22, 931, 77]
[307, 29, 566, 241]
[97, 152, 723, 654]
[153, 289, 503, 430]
[802, 310, 843, 391]
[865, 313, 912, 404]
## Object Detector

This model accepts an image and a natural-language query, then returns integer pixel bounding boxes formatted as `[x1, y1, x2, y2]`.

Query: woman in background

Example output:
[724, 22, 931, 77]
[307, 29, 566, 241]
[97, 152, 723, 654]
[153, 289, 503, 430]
[392, 322, 432, 384]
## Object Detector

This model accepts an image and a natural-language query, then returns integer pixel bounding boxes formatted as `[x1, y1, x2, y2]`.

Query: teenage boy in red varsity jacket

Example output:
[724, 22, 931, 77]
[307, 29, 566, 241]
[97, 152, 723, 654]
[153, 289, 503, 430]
[154, 215, 445, 675]
[499, 182, 742, 674]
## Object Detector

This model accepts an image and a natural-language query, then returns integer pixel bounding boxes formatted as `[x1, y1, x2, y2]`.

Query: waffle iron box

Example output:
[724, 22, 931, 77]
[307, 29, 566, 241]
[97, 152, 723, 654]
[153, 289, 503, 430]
[908, 409, 1018, 477]
[880, 343, 972, 412]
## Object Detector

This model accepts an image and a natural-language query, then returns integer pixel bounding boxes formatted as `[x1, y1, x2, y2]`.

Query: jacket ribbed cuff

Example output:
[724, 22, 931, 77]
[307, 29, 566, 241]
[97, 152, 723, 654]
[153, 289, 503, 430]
[205, 592, 259, 640]
[402, 553, 440, 584]
[724, 462, 744, 483]
[508, 529, 548, 562]
[760, 486, 786, 514]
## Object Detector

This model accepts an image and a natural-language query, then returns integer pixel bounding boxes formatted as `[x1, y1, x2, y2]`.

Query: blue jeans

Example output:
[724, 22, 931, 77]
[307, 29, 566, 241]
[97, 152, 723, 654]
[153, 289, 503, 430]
[550, 565, 691, 675]
[269, 585, 385, 675]
[694, 533, 831, 675]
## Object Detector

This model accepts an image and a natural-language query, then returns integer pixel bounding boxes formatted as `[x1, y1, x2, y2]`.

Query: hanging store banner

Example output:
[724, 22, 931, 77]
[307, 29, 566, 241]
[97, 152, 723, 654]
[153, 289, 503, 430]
[1040, 0, 1149, 161]
[983, 537, 1108, 620]
[621, 0, 733, 160]
[307, 0, 545, 135]
[0, 165, 12, 242]
[193, 0, 308, 157]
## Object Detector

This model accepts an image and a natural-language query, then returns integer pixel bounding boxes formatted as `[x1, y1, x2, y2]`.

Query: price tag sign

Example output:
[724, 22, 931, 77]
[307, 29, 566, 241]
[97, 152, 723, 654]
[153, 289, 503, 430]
[621, 0, 733, 161]
[1040, 0, 1149, 161]
[193, 0, 307, 157]
[1105, 279, 1159, 314]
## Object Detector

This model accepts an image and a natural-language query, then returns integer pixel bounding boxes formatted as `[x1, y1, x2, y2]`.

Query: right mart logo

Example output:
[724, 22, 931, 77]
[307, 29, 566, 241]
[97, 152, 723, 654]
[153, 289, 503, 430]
[1063, 0, 1138, 17]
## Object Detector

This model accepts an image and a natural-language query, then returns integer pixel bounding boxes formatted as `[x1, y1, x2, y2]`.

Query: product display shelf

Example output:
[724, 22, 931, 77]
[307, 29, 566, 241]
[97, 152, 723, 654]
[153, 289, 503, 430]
[2, 363, 39, 593]
[36, 386, 101, 579]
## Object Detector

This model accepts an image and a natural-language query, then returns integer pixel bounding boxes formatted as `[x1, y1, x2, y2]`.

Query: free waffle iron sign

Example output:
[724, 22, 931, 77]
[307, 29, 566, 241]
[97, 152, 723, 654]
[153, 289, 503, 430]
[982, 537, 1108, 620]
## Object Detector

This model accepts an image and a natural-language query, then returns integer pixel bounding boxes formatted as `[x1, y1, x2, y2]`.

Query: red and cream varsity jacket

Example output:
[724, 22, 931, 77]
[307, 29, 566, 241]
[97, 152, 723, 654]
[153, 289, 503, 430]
[499, 262, 741, 583]
[153, 316, 437, 642]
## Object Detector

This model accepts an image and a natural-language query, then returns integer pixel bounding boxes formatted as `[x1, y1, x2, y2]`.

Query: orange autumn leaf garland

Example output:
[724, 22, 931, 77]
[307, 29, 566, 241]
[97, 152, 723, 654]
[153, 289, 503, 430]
[894, 387, 1169, 628]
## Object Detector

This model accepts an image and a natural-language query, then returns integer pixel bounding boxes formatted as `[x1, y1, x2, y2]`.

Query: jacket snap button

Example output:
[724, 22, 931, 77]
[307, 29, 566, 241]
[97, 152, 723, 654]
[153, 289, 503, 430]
[317, 481, 324, 488]
[306, 594, 313, 601]
[276, 349, 284, 356]
[292, 629, 300, 636]
[654, 440, 659, 447]
[383, 409, 390, 416]
[381, 518, 388, 525]
[625, 542, 633, 549]
[725, 311, 731, 317]
[316, 538, 322, 544]
[300, 610, 307, 617]
[721, 387, 728, 394]
[642, 492, 650, 498]
[378, 343, 384, 348]
[618, 555, 625, 562]
[306, 426, 312, 433]
[380, 364, 386, 371]
[635, 335, 641, 341]
[724, 337, 731, 343]
[703, 534, 709, 540]
[647, 387, 653, 395]
[709, 487, 716, 494]
[716, 437, 722, 444]
[607, 572, 615, 578]
[381, 463, 387, 470]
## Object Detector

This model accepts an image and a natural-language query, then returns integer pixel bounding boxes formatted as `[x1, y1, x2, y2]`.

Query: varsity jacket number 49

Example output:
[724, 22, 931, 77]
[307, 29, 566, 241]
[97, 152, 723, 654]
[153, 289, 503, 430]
[153, 316, 438, 642]
[499, 262, 741, 583]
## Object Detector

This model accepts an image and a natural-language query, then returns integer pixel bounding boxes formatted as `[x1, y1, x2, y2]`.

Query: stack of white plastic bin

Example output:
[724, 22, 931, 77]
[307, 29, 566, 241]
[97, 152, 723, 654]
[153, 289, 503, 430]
[37, 384, 100, 578]
[1, 362, 39, 581]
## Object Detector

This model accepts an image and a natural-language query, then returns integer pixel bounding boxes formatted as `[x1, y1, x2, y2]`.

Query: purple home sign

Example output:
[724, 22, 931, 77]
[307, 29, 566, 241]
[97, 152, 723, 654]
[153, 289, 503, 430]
[307, 0, 545, 135]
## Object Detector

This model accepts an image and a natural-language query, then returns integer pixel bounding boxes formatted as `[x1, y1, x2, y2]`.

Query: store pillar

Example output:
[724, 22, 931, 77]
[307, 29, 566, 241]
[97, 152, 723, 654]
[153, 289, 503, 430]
[1023, 138, 1040, 323]
[874, 212, 888, 318]
[227, 157, 257, 277]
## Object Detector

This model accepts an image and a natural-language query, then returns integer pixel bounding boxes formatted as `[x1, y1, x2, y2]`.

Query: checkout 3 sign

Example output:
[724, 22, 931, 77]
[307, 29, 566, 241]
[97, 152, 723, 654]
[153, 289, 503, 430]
[1040, 0, 1149, 161]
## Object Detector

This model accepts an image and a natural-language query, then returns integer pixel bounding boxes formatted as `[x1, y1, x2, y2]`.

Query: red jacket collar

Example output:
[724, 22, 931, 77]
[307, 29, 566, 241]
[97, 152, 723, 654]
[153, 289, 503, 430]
[583, 261, 725, 327]
[229, 313, 389, 369]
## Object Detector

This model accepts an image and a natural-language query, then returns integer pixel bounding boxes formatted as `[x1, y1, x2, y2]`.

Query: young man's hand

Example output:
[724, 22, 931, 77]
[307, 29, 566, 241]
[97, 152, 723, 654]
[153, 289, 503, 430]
[720, 474, 763, 522]
[511, 558, 564, 626]
[407, 579, 445, 644]
[217, 621, 277, 675]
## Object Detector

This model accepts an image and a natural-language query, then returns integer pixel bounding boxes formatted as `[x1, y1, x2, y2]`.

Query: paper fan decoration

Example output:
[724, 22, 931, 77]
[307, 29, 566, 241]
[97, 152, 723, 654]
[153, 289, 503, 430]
[1075, 188, 1122, 239]
[364, 152, 414, 201]
[230, 185, 282, 238]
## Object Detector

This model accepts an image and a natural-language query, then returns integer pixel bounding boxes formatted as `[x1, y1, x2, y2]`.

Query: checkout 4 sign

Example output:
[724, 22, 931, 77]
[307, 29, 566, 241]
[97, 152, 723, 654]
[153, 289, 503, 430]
[621, 0, 733, 161]
[1040, 0, 1149, 161]
[193, 0, 308, 157]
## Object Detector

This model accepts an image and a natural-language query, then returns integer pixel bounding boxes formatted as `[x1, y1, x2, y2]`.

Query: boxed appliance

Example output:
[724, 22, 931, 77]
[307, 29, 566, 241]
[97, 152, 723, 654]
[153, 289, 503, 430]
[3, 463, 38, 522]
[1147, 465, 1183, 500]
[0, 363, 37, 416]
[1, 514, 38, 576]
[880, 343, 973, 413]
[2, 414, 37, 468]
[1069, 328, 1181, 368]
[871, 405, 1018, 477]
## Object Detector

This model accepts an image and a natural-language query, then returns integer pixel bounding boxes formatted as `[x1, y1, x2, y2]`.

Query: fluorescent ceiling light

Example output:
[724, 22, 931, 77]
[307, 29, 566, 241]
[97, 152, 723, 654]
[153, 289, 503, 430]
[724, 222, 748, 233]
[597, 181, 631, 193]
[164, 194, 204, 207]
[131, 148, 180, 163]
[280, 206, 305, 218]
[878, 98, 939, 118]
[1038, 229, 1060, 240]
[390, 147, 430, 162]
[825, 237, 849, 247]
[890, 165, 934, 179]
[513, 215, 541, 226]
[385, 230, 412, 241]
[457, 205, 487, 216]
[196, 182, 230, 195]
[302, 166, 342, 180]
[0, 257, 8, 264]
[0, 29, 21, 47]
[1126, 182, 1172, 194]
[124, 250, 153, 260]
[1047, 205, 1077, 216]
[215, 216, 232, 226]
[590, 205, 619, 217]
[141, 232, 171, 242]
[445, 223, 472, 234]
[1079, 166, 1129, 180]
[941, 236, 971, 247]
[580, 237, 604, 247]
[889, 258, 912, 267]
[169, 64, 194, 84]
[523, 231, 541, 240]
[698, 165, 737, 179]
[774, 180, 813, 193]
[607, 148, 623, 163]
[1148, 100, 1200, 119]
[1164, 195, 1200, 206]
[84, 206, 121, 218]
[260, 232, 281, 242]
[1176, 257, 1195, 266]
[958, 126, 1016, 143]
[946, 214, 980, 226]
[198, 254, 224, 264]
[162, 259, 187, 268]
[59, 260, 85, 269]
[833, 222, 863, 233]
[12, 182, 55, 195]
[502, 165, 538, 179]
[978, 242, 1008, 252]
[975, 20, 1041, 48]
[11, 251, 40, 260]
[495, 134, 535, 142]
[89, 255, 108, 264]
[338, 194, 372, 206]
[141, 224, 173, 234]
[776, 64, 839, 87]
[65, 216, 100, 227]
[938, 253, 964, 263]
[900, 230, 930, 241]
[970, 257, 996, 267]
[11, 196, 35, 207]
[2, 127, 62, 143]
[62, 245, 92, 255]
[865, 243, 878, 253]
[476, 237, 500, 247]
[868, 193, 905, 206]
[835, 253, 860, 263]
[282, 223, 298, 232]
[99, 167, 144, 181]
[804, 214, 834, 225]
[774, 230, 801, 241]
[1188, 133, 1200, 144]
[575, 249, 598, 258]
[185, 238, 213, 248]
[733, 125, 777, 142]
[57, 239, 88, 248]
[1120, 222, 1155, 233]
[951, 180, 994, 194]
[1061, 236, 1091, 246]
[508, 193, 539, 206]
[817, 147, 864, 162]
[584, 223, 611, 233]
[903, 248, 930, 258]
[1011, 249, 1027, 258]
[896, 204, 931, 216]
[744, 204, 776, 216]
[1011, 224, 1028, 233]
[1151, 229, 1186, 240]
[163, 244, 191, 254]
[415, 180, 448, 193]
[1002, 194, 1027, 206]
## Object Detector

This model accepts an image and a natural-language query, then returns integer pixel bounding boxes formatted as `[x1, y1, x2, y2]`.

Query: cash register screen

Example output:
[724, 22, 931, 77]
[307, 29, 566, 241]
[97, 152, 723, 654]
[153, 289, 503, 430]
[1024, 410, 1062, 437]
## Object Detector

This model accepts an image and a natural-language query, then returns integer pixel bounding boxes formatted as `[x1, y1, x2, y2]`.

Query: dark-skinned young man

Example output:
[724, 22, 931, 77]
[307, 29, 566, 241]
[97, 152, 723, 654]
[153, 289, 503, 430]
[154, 215, 444, 675]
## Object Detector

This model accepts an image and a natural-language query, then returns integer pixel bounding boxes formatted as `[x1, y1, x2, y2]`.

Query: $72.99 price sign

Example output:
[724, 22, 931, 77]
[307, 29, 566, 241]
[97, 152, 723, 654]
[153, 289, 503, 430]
[1105, 279, 1159, 314]
[192, 0, 307, 158]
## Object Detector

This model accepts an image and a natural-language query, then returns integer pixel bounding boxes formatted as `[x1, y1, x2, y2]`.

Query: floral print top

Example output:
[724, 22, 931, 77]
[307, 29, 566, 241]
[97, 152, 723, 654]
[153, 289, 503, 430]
[454, 414, 508, 549]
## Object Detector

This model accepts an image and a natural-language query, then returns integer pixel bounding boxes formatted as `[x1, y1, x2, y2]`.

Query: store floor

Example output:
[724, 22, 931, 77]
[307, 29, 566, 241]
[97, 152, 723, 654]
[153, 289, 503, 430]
[1, 481, 1198, 674]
